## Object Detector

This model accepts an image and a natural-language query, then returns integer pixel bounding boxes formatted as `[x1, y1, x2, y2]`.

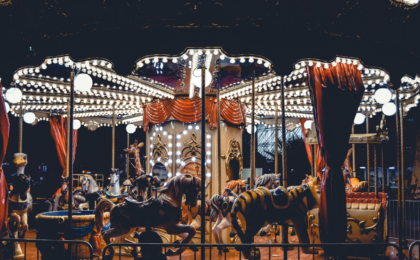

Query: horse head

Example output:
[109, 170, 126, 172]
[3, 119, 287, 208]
[182, 174, 201, 207]
[109, 168, 120, 188]
[60, 176, 69, 194]
[209, 194, 223, 221]
[81, 176, 90, 194]
[223, 179, 247, 196]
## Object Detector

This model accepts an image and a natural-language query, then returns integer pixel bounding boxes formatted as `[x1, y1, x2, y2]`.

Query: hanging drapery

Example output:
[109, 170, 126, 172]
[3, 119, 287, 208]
[306, 61, 364, 244]
[300, 118, 325, 179]
[143, 97, 247, 131]
[49, 116, 78, 176]
[0, 84, 10, 236]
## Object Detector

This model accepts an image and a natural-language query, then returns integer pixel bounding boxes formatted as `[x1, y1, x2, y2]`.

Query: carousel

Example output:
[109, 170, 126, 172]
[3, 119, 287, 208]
[1, 47, 420, 260]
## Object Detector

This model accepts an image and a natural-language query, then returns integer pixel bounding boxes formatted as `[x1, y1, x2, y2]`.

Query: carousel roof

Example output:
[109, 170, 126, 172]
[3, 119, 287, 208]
[4, 49, 420, 130]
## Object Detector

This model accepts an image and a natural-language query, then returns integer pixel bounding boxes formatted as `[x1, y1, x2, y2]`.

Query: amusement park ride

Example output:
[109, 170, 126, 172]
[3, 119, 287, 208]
[1, 47, 420, 259]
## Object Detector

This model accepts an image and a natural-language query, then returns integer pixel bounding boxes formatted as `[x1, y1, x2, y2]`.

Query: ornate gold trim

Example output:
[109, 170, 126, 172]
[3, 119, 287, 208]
[182, 132, 201, 160]
[152, 134, 168, 160]
[226, 139, 243, 181]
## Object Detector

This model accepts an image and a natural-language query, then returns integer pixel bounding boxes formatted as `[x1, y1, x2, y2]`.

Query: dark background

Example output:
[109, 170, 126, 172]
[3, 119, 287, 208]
[1, 0, 420, 199]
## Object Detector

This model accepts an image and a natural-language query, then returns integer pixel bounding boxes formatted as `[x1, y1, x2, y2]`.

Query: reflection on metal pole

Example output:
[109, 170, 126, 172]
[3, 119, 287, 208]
[352, 124, 356, 177]
[68, 71, 75, 239]
[200, 54, 206, 253]
[312, 145, 316, 177]
[400, 99, 407, 247]
[374, 144, 378, 197]
[127, 132, 129, 179]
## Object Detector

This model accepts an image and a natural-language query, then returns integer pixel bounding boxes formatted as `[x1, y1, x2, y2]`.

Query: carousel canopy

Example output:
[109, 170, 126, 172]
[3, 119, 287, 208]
[4, 49, 420, 130]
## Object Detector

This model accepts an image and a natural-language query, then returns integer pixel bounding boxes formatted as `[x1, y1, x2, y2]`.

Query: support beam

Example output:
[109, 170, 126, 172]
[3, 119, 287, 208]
[65, 100, 71, 177]
[367, 118, 370, 188]
[112, 103, 115, 169]
[281, 76, 289, 249]
[67, 71, 75, 239]
[18, 88, 23, 153]
[275, 105, 278, 175]
[200, 58, 206, 250]
[374, 144, 378, 197]
[250, 76, 256, 189]
[395, 89, 403, 254]
[400, 99, 407, 247]
[352, 124, 356, 177]
[312, 145, 316, 177]
[127, 132, 130, 179]
[217, 88, 221, 194]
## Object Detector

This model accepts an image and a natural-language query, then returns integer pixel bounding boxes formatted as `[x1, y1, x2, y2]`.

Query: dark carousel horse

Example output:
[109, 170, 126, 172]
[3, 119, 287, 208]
[95, 174, 201, 259]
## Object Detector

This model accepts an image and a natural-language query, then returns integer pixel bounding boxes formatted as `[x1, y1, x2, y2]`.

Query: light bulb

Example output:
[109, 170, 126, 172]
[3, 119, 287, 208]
[23, 112, 36, 124]
[73, 119, 81, 130]
[74, 73, 93, 92]
[353, 113, 365, 125]
[192, 69, 212, 88]
[126, 123, 136, 134]
[382, 102, 397, 116]
[5, 88, 23, 104]
[303, 120, 313, 130]
[374, 88, 392, 104]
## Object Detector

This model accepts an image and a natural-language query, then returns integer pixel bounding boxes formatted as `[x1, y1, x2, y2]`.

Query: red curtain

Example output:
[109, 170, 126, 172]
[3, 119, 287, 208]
[143, 97, 246, 131]
[0, 84, 10, 236]
[300, 119, 325, 179]
[306, 62, 364, 244]
[49, 116, 78, 176]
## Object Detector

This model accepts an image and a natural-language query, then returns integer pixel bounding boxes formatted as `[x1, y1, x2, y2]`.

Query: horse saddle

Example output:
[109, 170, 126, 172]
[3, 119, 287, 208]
[125, 196, 156, 206]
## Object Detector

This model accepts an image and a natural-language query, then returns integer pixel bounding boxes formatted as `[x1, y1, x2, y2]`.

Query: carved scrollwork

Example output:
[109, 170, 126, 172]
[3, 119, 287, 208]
[226, 139, 243, 181]
[182, 132, 201, 160]
[152, 134, 168, 160]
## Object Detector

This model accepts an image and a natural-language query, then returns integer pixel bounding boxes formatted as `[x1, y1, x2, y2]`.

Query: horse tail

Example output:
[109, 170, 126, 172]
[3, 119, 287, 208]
[95, 199, 114, 233]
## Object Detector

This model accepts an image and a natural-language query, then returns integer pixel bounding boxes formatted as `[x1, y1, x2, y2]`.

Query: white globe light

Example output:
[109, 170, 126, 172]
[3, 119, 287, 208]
[382, 102, 397, 116]
[192, 69, 212, 88]
[23, 112, 36, 124]
[74, 73, 93, 92]
[5, 88, 23, 104]
[303, 120, 313, 130]
[4, 102, 10, 113]
[126, 123, 136, 134]
[73, 119, 81, 130]
[246, 125, 257, 134]
[353, 113, 366, 125]
[374, 88, 392, 104]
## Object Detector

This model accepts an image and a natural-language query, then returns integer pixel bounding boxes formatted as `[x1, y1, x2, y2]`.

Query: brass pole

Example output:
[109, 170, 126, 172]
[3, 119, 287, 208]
[217, 88, 221, 194]
[381, 145, 385, 192]
[200, 58, 206, 247]
[312, 145, 316, 177]
[400, 99, 407, 246]
[395, 89, 403, 252]
[67, 71, 75, 239]
[374, 144, 378, 197]
[281, 76, 289, 248]
[18, 87, 23, 153]
[66, 100, 70, 177]
[275, 105, 278, 175]
[352, 124, 356, 177]
[367, 118, 370, 188]
[250, 76, 256, 189]
[127, 132, 129, 179]
[112, 103, 115, 169]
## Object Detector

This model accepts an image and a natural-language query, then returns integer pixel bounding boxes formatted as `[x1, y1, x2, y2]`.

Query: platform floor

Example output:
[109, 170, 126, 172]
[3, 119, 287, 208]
[13, 229, 408, 260]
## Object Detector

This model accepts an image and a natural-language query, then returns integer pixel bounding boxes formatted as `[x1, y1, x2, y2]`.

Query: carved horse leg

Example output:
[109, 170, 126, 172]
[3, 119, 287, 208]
[212, 213, 232, 245]
[164, 222, 197, 256]
[212, 212, 223, 244]
[102, 222, 130, 260]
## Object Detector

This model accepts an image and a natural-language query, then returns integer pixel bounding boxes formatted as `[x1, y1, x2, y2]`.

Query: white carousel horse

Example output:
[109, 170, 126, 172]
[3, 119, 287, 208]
[8, 153, 33, 259]
[208, 180, 247, 253]
[73, 174, 101, 210]
[103, 169, 127, 204]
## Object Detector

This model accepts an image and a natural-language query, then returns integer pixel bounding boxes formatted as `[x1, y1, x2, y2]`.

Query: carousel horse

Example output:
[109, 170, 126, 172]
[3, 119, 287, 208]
[255, 174, 282, 236]
[208, 180, 248, 253]
[8, 153, 33, 259]
[95, 174, 201, 258]
[103, 168, 127, 203]
[180, 196, 211, 230]
[123, 140, 144, 176]
[73, 174, 102, 210]
[47, 176, 74, 211]
[231, 176, 320, 259]
[128, 173, 161, 202]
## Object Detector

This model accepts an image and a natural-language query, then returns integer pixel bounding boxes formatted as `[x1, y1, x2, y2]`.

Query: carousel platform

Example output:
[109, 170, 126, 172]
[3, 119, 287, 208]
[17, 229, 408, 260]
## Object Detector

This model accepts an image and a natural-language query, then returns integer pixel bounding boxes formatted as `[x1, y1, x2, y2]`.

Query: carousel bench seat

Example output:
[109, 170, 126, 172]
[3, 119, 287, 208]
[308, 192, 387, 244]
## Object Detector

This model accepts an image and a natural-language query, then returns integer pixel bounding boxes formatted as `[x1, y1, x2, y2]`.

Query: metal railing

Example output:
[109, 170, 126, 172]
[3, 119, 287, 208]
[409, 241, 420, 260]
[103, 242, 400, 260]
[389, 199, 420, 241]
[0, 237, 96, 260]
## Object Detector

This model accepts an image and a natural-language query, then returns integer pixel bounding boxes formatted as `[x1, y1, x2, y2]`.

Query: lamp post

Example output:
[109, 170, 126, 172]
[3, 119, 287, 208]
[126, 123, 136, 179]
